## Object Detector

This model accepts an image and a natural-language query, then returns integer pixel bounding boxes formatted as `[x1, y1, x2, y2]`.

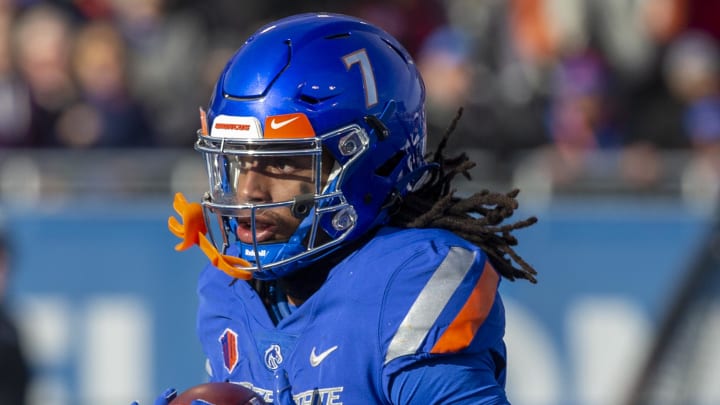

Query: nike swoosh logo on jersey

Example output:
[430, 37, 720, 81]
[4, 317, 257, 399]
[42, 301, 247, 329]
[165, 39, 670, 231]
[269, 116, 300, 130]
[310, 345, 338, 367]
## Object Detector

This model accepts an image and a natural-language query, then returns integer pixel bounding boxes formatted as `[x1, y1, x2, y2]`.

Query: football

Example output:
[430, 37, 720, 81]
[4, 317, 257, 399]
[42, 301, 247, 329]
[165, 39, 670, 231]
[169, 382, 266, 405]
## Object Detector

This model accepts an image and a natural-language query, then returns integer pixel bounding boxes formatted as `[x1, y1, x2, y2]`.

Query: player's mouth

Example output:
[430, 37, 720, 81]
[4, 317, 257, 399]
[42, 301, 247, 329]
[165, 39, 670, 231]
[236, 217, 277, 243]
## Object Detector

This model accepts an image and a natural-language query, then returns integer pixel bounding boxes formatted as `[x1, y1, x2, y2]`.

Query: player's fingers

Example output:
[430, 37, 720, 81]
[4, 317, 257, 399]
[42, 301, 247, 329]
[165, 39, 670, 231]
[154, 388, 177, 405]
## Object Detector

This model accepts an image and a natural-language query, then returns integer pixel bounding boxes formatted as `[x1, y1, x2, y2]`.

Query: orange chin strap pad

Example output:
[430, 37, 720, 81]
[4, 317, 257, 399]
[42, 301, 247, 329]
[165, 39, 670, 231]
[168, 192, 253, 280]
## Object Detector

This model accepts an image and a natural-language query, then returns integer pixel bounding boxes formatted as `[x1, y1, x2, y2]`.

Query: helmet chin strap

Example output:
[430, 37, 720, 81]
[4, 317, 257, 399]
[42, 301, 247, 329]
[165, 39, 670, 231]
[168, 192, 254, 280]
[197, 234, 254, 280]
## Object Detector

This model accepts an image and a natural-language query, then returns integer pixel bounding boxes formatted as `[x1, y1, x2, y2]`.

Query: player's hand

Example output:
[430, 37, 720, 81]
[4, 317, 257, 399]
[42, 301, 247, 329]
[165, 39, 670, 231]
[168, 192, 207, 251]
[130, 387, 177, 405]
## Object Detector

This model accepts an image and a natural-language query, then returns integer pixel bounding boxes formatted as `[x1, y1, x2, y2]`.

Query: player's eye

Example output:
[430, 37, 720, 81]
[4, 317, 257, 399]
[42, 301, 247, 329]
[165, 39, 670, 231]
[265, 157, 308, 174]
[237, 157, 255, 171]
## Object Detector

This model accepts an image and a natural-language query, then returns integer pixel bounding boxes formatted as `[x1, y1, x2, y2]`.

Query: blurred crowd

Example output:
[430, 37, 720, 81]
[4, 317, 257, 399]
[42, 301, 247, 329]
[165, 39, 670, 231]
[0, 0, 718, 190]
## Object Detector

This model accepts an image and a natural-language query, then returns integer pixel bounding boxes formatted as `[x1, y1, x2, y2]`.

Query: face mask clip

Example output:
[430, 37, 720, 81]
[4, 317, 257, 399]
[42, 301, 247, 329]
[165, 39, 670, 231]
[291, 193, 315, 218]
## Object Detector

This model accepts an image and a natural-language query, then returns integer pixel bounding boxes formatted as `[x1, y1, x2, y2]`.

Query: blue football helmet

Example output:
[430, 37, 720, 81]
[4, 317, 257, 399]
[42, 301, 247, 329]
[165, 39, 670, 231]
[197, 13, 430, 280]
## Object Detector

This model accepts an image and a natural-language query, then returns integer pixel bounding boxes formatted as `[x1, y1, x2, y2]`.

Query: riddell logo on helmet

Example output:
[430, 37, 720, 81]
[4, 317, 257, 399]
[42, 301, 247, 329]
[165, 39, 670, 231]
[245, 248, 268, 257]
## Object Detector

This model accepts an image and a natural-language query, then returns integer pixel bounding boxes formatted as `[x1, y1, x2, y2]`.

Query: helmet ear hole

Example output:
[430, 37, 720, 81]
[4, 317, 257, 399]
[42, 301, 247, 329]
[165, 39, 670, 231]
[375, 151, 404, 177]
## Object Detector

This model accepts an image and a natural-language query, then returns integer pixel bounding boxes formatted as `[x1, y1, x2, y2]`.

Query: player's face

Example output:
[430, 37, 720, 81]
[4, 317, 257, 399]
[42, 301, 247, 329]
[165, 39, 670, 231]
[230, 154, 321, 244]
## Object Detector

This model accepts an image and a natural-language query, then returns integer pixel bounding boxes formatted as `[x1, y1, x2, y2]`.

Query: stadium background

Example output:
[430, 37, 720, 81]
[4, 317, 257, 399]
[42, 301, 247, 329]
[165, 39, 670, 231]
[0, 0, 719, 404]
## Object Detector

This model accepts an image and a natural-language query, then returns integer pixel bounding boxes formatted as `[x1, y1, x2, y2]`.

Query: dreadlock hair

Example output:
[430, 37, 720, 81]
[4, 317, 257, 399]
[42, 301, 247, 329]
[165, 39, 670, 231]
[389, 107, 539, 283]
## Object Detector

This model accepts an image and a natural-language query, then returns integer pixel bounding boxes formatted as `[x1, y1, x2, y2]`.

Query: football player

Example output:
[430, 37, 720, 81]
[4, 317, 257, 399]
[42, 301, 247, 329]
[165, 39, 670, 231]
[164, 12, 538, 405]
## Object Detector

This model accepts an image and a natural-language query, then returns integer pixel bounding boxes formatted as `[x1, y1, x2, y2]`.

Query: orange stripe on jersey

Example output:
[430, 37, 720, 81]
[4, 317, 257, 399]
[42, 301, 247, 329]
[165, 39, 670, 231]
[264, 113, 316, 139]
[430, 261, 499, 354]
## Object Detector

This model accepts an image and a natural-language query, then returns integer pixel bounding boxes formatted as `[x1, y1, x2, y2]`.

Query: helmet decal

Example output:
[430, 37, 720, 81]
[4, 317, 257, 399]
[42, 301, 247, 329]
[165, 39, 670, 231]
[342, 49, 378, 108]
[264, 113, 316, 139]
[211, 115, 262, 139]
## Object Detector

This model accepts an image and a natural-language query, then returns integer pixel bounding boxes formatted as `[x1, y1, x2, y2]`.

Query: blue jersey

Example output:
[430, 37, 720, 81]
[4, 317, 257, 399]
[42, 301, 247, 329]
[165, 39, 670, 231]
[196, 227, 509, 404]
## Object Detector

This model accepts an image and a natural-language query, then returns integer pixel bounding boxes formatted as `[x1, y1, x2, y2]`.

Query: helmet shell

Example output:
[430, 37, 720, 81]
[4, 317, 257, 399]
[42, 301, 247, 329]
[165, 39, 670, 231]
[203, 13, 428, 278]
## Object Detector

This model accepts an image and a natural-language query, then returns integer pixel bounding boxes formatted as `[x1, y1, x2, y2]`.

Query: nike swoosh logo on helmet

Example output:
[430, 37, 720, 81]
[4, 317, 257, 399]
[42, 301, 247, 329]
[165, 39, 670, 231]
[269, 116, 300, 130]
[309, 345, 338, 367]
